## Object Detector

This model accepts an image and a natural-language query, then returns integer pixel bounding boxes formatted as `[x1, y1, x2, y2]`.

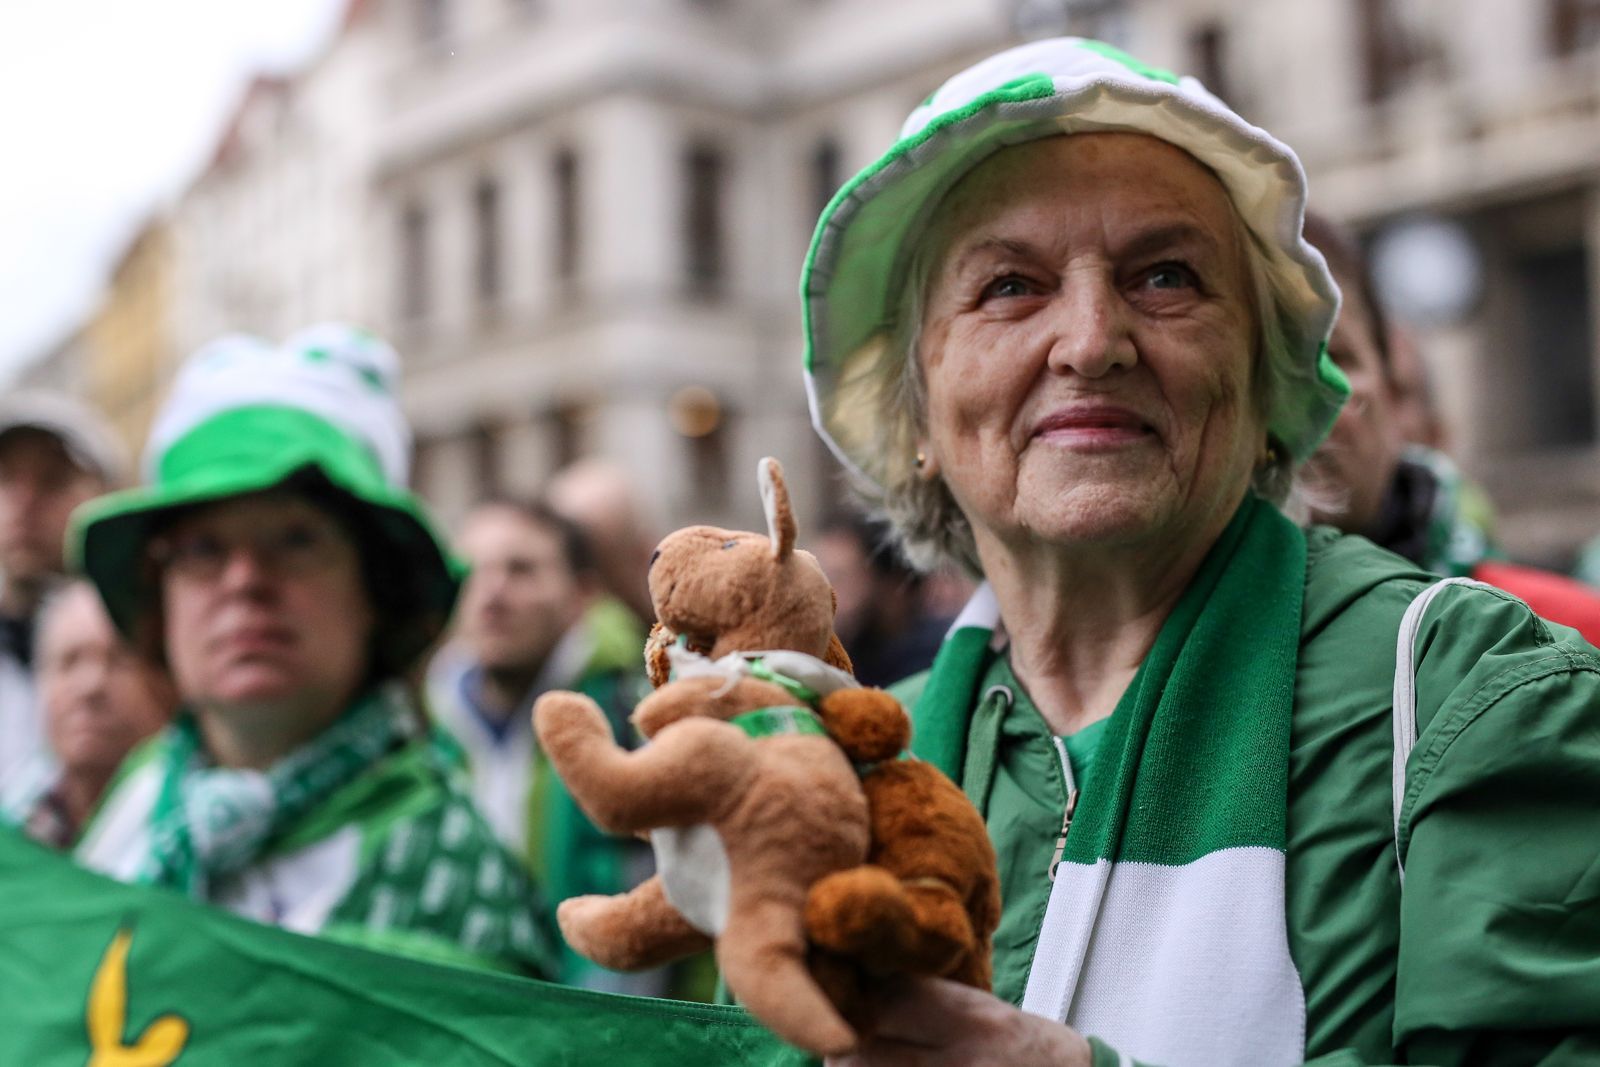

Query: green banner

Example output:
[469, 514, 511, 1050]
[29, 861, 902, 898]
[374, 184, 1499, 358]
[0, 828, 807, 1066]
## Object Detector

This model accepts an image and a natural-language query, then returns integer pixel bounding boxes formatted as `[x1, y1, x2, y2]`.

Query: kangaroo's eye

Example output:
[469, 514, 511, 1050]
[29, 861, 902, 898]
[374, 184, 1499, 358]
[721, 540, 738, 550]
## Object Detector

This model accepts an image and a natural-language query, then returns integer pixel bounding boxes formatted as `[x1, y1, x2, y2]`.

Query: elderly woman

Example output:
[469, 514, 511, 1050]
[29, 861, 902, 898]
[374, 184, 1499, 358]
[803, 39, 1600, 1066]
[71, 327, 556, 977]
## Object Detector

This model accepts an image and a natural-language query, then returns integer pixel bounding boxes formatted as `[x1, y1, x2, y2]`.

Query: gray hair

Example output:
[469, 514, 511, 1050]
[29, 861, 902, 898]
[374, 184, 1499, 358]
[842, 204, 1305, 577]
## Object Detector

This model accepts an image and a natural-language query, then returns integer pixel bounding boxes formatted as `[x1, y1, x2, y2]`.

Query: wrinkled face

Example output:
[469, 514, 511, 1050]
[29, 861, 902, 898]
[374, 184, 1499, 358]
[456, 505, 588, 674]
[1306, 277, 1403, 531]
[917, 133, 1264, 558]
[39, 584, 172, 777]
[158, 492, 374, 715]
[0, 430, 103, 586]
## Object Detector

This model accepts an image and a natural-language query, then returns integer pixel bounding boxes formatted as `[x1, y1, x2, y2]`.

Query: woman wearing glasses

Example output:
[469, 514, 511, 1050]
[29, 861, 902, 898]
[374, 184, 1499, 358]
[71, 326, 557, 977]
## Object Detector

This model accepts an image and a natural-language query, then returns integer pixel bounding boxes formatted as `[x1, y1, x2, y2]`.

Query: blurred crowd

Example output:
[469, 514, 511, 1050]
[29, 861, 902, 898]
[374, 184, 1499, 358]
[0, 325, 965, 990]
[2, 207, 1598, 992]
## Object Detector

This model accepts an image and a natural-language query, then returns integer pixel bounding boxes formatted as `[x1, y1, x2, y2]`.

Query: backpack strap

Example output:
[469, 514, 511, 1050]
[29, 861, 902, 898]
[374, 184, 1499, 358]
[1391, 577, 1496, 884]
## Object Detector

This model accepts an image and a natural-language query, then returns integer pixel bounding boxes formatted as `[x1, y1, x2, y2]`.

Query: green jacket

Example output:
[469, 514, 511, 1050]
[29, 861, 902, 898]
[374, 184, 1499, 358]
[897, 527, 1600, 1065]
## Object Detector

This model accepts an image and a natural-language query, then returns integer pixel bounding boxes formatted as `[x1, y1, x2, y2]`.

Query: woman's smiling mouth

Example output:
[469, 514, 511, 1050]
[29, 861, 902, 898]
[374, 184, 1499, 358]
[1030, 405, 1156, 450]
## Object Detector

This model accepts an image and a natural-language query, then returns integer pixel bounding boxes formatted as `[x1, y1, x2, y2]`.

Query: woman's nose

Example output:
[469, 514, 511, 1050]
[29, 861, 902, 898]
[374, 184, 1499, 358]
[1045, 273, 1137, 378]
[216, 544, 274, 591]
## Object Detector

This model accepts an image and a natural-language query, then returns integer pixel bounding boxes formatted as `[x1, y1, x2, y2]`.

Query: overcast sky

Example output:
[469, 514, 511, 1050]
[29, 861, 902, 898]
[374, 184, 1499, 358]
[0, 0, 346, 381]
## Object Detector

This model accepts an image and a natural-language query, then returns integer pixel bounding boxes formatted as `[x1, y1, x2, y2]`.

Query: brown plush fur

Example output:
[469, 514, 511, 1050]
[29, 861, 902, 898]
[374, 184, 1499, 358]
[533, 458, 998, 1054]
[534, 674, 869, 1055]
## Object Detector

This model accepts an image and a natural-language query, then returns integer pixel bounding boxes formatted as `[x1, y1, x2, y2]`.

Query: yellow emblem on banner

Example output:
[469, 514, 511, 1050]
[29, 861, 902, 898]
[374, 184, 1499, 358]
[86, 928, 190, 1067]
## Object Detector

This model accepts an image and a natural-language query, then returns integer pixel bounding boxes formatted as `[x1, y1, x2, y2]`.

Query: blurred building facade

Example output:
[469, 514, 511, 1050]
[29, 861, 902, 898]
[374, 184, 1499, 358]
[172, 1, 384, 374]
[15, 328, 92, 398]
[84, 218, 176, 455]
[19, 0, 1600, 561]
[364, 0, 1037, 529]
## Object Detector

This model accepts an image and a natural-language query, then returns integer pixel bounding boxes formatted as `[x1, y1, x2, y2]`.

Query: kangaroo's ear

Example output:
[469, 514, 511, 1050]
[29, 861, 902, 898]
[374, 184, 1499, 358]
[758, 456, 797, 561]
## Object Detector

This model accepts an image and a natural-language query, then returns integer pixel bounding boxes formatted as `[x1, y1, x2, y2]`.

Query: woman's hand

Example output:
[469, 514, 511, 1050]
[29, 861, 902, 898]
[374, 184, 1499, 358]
[827, 977, 1092, 1067]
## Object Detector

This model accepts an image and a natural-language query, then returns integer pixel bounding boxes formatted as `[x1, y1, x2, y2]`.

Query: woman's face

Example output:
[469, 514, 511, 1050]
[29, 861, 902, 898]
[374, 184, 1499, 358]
[917, 133, 1263, 558]
[158, 491, 375, 716]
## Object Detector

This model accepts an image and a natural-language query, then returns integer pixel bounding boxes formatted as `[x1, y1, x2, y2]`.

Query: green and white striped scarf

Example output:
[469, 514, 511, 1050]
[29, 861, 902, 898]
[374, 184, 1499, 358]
[911, 496, 1308, 1066]
[139, 686, 415, 898]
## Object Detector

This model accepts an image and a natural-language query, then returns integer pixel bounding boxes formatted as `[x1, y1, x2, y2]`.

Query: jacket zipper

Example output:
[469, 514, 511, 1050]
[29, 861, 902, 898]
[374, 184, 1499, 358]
[1048, 735, 1079, 882]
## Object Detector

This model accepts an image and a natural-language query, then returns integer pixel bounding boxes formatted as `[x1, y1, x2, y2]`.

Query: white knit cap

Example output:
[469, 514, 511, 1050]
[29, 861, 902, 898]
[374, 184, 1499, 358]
[142, 324, 410, 487]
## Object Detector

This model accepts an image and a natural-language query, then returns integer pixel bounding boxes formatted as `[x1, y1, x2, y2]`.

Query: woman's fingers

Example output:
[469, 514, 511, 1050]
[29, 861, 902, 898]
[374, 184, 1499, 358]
[869, 976, 1001, 1044]
[828, 977, 1093, 1066]
[827, 1038, 933, 1067]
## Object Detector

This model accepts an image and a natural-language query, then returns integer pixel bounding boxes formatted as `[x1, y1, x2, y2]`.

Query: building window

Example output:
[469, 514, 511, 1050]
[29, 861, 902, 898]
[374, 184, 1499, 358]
[670, 385, 728, 508]
[1551, 0, 1600, 54]
[810, 137, 842, 224]
[508, 0, 539, 28]
[1513, 245, 1595, 449]
[472, 422, 501, 495]
[399, 202, 430, 321]
[1010, 0, 1128, 45]
[474, 176, 501, 306]
[553, 148, 580, 283]
[551, 403, 585, 470]
[684, 142, 727, 299]
[689, 421, 729, 509]
[416, 0, 448, 46]
[1189, 21, 1233, 108]
[1357, 0, 1437, 103]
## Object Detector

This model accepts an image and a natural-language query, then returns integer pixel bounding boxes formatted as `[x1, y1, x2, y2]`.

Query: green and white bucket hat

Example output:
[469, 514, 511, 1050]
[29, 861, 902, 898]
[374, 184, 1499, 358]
[71, 324, 461, 665]
[801, 37, 1348, 487]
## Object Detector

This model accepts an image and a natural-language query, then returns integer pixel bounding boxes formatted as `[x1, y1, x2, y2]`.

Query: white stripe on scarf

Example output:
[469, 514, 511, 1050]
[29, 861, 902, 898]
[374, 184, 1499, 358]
[1024, 847, 1305, 1066]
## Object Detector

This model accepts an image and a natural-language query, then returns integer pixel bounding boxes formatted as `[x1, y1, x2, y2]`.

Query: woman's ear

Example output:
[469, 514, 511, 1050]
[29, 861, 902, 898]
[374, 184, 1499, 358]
[1256, 435, 1280, 471]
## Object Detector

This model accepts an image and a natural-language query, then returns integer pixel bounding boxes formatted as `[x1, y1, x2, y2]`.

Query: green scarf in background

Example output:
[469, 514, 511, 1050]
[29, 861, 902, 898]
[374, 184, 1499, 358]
[140, 687, 413, 897]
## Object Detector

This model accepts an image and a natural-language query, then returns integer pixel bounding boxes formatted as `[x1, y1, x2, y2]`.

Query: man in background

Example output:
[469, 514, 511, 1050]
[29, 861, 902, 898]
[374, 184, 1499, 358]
[812, 515, 950, 688]
[428, 497, 650, 987]
[546, 459, 658, 630]
[0, 393, 127, 786]
[4, 580, 173, 847]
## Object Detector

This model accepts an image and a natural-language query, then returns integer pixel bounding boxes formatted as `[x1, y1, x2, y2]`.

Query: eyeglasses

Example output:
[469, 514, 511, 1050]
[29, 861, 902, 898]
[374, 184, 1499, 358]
[149, 520, 351, 582]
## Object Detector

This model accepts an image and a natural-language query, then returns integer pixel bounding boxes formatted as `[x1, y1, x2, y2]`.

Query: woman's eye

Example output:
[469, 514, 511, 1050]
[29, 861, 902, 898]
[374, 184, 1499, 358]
[1144, 263, 1197, 290]
[278, 525, 322, 551]
[980, 274, 1035, 301]
[176, 535, 226, 565]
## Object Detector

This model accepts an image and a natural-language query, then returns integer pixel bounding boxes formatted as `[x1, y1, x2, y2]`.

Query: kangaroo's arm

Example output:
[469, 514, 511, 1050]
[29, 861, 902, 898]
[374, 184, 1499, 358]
[534, 691, 754, 832]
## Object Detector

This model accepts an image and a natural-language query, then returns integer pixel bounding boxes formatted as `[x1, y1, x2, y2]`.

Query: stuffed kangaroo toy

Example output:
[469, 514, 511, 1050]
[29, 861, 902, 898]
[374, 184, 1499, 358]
[534, 459, 997, 1056]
